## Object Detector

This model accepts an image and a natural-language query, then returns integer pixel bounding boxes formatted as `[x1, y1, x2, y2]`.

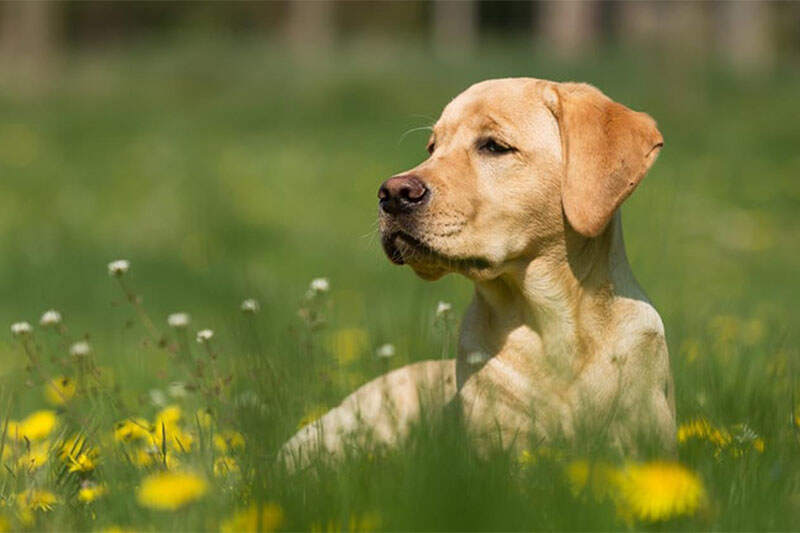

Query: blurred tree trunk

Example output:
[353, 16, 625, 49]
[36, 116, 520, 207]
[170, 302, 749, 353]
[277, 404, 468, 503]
[285, 0, 335, 57]
[433, 0, 477, 58]
[717, 0, 773, 70]
[0, 0, 59, 83]
[539, 0, 599, 58]
[662, 1, 710, 56]
[617, 0, 660, 45]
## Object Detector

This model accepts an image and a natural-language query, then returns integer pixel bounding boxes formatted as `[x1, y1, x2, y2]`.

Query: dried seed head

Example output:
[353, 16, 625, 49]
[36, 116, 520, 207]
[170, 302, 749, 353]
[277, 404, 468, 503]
[436, 301, 452, 318]
[167, 313, 190, 328]
[376, 343, 396, 359]
[70, 340, 91, 356]
[196, 329, 214, 343]
[240, 299, 260, 314]
[39, 310, 62, 327]
[107, 259, 130, 277]
[309, 278, 330, 293]
[11, 321, 33, 337]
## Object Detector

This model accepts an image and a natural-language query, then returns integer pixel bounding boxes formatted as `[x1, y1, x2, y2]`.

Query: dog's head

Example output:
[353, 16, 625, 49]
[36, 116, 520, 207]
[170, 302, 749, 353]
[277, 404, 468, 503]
[379, 78, 663, 281]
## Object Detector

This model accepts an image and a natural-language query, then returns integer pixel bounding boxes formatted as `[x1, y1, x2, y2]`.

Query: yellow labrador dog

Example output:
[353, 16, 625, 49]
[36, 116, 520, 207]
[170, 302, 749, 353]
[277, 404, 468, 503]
[281, 78, 674, 468]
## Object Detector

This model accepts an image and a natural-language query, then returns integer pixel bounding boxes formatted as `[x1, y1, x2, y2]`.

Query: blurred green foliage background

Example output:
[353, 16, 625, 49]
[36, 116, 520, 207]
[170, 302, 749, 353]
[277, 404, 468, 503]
[1, 36, 797, 374]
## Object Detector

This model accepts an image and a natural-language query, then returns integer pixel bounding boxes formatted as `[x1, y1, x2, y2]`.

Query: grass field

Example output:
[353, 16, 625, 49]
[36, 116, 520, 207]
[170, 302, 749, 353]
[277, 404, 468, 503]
[0, 38, 798, 531]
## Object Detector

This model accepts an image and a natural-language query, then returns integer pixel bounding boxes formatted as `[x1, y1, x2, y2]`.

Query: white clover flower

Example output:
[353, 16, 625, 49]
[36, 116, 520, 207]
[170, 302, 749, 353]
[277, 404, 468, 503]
[465, 351, 489, 366]
[376, 343, 396, 359]
[167, 381, 187, 398]
[107, 259, 130, 277]
[11, 321, 33, 337]
[240, 298, 260, 313]
[149, 389, 167, 407]
[167, 312, 190, 328]
[436, 301, 452, 318]
[196, 329, 214, 343]
[309, 278, 330, 293]
[70, 340, 91, 356]
[39, 309, 62, 327]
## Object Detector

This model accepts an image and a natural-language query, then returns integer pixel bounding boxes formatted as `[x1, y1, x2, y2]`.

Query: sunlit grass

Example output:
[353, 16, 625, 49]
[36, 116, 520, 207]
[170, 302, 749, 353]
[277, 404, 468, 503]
[0, 257, 796, 531]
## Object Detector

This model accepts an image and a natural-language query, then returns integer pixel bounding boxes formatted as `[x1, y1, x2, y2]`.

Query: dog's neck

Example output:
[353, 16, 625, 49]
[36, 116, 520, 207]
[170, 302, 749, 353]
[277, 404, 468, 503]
[457, 212, 642, 387]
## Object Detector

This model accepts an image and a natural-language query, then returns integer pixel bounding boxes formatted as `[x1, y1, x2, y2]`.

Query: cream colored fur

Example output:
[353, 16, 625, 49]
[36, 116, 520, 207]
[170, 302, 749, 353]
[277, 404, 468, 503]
[280, 78, 675, 469]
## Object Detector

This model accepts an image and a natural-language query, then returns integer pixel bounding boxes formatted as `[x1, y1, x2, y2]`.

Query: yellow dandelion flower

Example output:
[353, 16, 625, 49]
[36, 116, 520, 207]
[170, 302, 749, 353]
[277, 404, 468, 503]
[136, 471, 207, 511]
[59, 434, 85, 459]
[154, 405, 183, 429]
[214, 456, 240, 477]
[17, 489, 58, 513]
[196, 408, 213, 429]
[220, 503, 284, 533]
[78, 483, 108, 503]
[565, 460, 619, 499]
[518, 449, 535, 468]
[44, 376, 76, 406]
[10, 410, 58, 441]
[708, 426, 732, 448]
[114, 418, 154, 443]
[297, 406, 328, 430]
[58, 434, 99, 472]
[753, 438, 765, 453]
[152, 425, 194, 453]
[16, 441, 51, 471]
[213, 430, 245, 453]
[329, 327, 368, 366]
[148, 406, 194, 452]
[566, 460, 591, 494]
[130, 446, 181, 469]
[677, 418, 732, 449]
[615, 461, 706, 522]
[173, 427, 195, 452]
[16, 489, 59, 527]
[130, 447, 157, 467]
[68, 452, 97, 472]
[680, 338, 702, 363]
[709, 315, 739, 349]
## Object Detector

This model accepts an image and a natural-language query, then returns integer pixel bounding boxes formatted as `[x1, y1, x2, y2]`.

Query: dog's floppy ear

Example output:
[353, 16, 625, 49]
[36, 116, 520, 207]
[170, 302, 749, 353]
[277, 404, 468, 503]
[544, 82, 663, 237]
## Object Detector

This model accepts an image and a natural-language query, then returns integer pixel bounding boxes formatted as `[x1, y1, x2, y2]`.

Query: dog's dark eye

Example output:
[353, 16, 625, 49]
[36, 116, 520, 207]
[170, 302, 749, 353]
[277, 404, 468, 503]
[427, 142, 435, 155]
[479, 138, 514, 154]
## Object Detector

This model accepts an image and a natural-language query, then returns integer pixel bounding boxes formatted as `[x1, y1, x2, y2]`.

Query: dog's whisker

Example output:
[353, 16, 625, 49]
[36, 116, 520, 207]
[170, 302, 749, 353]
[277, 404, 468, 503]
[398, 125, 434, 146]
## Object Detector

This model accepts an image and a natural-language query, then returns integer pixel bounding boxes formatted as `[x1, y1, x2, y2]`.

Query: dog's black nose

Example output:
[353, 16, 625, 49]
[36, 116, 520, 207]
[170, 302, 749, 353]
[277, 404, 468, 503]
[378, 175, 429, 214]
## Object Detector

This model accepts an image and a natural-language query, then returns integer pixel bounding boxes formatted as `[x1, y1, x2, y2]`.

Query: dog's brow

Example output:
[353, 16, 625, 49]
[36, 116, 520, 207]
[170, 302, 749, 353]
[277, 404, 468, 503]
[480, 114, 512, 131]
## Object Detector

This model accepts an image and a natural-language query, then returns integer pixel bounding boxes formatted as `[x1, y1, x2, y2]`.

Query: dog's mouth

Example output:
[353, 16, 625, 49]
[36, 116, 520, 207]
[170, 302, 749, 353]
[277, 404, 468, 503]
[381, 230, 491, 271]
[381, 231, 431, 266]
[381, 231, 408, 265]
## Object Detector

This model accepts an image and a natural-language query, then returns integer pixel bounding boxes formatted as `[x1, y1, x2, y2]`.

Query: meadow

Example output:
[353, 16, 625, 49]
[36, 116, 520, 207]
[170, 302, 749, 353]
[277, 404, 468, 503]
[0, 38, 798, 531]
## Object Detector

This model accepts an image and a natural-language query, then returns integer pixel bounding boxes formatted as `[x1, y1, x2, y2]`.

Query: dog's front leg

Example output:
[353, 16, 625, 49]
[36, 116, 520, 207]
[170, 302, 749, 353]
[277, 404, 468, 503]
[279, 359, 456, 470]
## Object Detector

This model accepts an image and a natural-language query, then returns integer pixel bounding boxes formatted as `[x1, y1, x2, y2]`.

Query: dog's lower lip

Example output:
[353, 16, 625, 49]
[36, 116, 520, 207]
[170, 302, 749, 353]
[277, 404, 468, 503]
[382, 231, 425, 265]
[383, 230, 492, 270]
[382, 233, 405, 265]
